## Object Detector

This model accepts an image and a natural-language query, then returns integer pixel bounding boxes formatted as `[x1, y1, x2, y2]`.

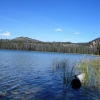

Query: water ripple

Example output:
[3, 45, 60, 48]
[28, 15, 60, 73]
[0, 50, 100, 100]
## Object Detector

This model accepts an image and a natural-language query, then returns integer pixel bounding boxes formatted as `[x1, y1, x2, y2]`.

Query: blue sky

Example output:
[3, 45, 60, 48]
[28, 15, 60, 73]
[0, 0, 100, 43]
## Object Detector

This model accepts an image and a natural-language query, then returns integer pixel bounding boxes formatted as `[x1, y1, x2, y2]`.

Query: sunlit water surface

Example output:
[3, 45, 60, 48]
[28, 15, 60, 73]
[0, 50, 100, 100]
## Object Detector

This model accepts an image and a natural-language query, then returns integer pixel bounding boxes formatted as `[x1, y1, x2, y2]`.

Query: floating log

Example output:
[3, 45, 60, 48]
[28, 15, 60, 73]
[71, 73, 85, 90]
[77, 73, 85, 82]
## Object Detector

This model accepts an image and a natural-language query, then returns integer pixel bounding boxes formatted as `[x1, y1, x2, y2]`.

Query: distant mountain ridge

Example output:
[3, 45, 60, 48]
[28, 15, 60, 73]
[12, 37, 41, 42]
[11, 36, 100, 44]
[0, 36, 100, 45]
[89, 37, 100, 44]
[0, 37, 100, 55]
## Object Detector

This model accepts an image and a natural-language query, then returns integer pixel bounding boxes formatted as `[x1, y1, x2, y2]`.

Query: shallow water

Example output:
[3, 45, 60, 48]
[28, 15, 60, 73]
[0, 50, 100, 100]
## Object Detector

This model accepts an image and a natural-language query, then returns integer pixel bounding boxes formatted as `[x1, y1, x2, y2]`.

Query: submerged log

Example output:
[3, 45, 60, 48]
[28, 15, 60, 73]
[71, 73, 85, 90]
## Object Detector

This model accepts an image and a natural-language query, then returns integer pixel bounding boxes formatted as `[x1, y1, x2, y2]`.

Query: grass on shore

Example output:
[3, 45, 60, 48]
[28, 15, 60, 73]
[77, 58, 100, 92]
[52, 59, 76, 87]
[52, 57, 100, 92]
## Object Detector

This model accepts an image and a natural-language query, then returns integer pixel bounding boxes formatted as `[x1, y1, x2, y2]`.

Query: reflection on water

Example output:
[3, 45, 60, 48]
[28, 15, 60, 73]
[0, 50, 100, 100]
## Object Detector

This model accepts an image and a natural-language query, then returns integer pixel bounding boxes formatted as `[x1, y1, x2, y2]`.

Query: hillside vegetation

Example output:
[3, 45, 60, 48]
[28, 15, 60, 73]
[0, 37, 100, 55]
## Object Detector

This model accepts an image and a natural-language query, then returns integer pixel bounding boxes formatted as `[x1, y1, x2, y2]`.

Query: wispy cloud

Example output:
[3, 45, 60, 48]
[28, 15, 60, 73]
[0, 31, 11, 36]
[75, 32, 80, 34]
[0, 29, 2, 31]
[55, 28, 63, 31]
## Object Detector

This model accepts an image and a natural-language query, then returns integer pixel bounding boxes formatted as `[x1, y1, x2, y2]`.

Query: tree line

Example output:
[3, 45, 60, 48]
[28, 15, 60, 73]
[0, 37, 100, 55]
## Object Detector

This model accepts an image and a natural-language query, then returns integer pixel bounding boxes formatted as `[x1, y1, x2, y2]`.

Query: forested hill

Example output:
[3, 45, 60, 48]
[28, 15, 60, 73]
[0, 37, 100, 55]
[12, 37, 41, 43]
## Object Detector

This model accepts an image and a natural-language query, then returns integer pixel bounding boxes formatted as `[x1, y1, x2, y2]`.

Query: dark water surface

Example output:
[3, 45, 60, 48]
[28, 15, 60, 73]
[0, 50, 100, 100]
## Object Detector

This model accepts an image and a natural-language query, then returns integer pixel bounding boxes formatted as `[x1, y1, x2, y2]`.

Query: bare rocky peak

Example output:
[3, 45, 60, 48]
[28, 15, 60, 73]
[12, 37, 40, 42]
[89, 38, 100, 44]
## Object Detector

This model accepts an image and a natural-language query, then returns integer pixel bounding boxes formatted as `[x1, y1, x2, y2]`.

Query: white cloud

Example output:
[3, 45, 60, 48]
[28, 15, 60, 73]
[55, 28, 62, 31]
[0, 31, 11, 36]
[75, 32, 80, 34]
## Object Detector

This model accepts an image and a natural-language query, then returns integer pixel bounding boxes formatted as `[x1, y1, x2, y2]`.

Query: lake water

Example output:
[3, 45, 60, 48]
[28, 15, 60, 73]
[0, 50, 100, 100]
